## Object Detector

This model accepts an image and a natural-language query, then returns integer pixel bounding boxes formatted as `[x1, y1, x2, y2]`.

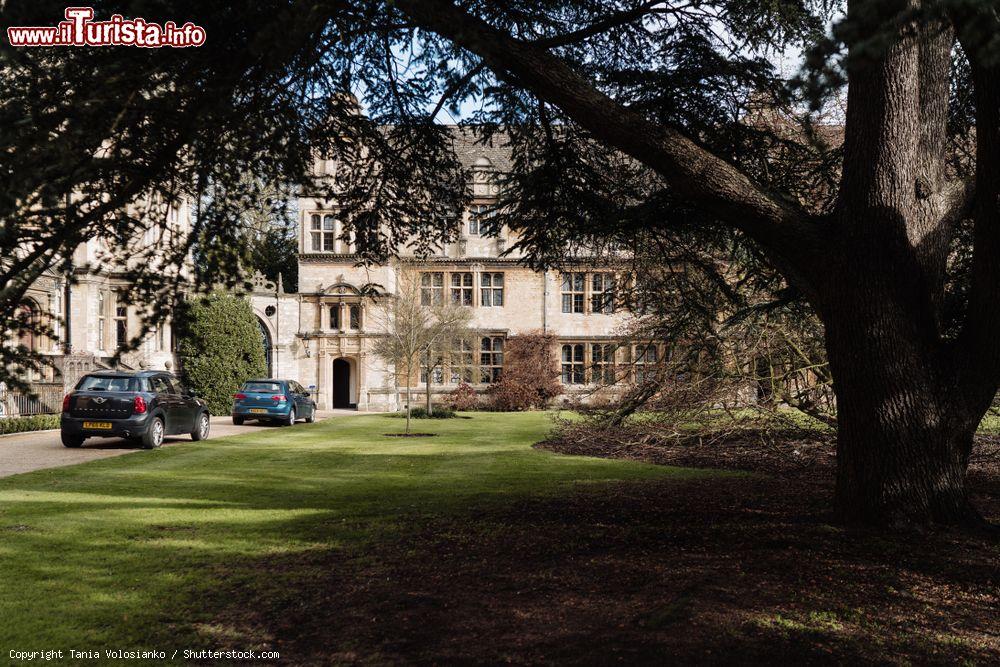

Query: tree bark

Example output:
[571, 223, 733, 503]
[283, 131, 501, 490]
[405, 367, 412, 434]
[955, 16, 1000, 399]
[822, 1, 985, 526]
[821, 265, 982, 526]
[425, 348, 433, 415]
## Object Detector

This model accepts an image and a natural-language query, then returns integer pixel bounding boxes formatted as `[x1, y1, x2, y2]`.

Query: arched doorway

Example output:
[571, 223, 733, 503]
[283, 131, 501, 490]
[17, 299, 41, 353]
[256, 317, 273, 377]
[332, 358, 352, 408]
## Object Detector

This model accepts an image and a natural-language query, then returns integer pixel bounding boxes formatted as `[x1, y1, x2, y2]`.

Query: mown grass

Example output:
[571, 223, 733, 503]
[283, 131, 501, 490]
[0, 412, 711, 661]
[977, 409, 1000, 434]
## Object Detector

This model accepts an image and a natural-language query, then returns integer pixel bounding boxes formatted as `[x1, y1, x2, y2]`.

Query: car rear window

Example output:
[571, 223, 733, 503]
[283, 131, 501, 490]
[77, 376, 143, 392]
[242, 381, 283, 393]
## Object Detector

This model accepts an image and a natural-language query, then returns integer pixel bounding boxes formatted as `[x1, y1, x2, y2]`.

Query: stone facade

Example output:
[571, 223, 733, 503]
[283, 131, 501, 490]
[12, 134, 642, 414]
[12, 201, 191, 401]
[251, 135, 639, 412]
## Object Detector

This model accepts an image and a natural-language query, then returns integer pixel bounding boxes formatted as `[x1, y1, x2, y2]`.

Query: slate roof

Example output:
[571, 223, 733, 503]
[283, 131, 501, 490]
[445, 126, 513, 172]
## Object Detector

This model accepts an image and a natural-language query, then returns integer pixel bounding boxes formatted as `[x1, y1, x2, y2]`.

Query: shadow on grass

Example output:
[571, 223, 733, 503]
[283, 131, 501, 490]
[196, 477, 999, 664]
[0, 414, 996, 663]
[0, 414, 692, 650]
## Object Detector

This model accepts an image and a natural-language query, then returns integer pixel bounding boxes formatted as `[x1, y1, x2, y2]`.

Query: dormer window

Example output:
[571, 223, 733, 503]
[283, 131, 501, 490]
[471, 156, 498, 198]
[310, 214, 335, 252]
[469, 204, 491, 236]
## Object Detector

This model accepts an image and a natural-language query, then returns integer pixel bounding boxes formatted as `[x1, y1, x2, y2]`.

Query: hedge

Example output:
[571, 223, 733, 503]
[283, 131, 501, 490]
[175, 293, 267, 415]
[0, 414, 60, 436]
[393, 407, 458, 419]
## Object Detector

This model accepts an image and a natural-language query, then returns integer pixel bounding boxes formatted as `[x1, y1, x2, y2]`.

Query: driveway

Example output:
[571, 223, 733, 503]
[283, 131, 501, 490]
[0, 411, 356, 478]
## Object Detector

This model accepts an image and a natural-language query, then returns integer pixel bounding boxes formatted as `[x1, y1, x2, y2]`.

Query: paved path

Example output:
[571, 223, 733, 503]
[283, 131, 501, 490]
[0, 411, 358, 478]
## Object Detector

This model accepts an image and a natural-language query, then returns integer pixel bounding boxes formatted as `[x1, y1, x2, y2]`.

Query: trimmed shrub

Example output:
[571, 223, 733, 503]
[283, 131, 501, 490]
[486, 333, 561, 411]
[175, 293, 267, 415]
[395, 406, 458, 419]
[0, 414, 60, 436]
[446, 382, 479, 411]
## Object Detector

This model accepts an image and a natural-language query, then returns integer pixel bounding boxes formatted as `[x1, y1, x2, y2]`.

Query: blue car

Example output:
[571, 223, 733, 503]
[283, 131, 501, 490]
[231, 379, 317, 426]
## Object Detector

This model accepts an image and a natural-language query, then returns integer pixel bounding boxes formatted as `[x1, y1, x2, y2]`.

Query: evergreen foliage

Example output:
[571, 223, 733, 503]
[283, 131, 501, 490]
[175, 294, 267, 415]
[0, 414, 60, 435]
[249, 224, 299, 293]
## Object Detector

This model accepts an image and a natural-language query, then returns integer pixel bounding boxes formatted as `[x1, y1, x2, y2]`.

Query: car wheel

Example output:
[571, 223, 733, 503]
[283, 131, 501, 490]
[283, 408, 296, 426]
[142, 417, 165, 449]
[232, 415, 244, 426]
[305, 409, 315, 424]
[61, 433, 84, 448]
[191, 412, 210, 441]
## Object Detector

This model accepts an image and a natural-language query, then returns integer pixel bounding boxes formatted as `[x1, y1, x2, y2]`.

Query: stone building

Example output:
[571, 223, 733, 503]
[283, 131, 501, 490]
[251, 132, 641, 412]
[9, 132, 645, 415]
[6, 199, 190, 415]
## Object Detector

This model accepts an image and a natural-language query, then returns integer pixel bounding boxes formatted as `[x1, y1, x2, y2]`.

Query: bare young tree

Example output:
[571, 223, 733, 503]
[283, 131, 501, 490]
[371, 270, 473, 432]
[422, 327, 478, 416]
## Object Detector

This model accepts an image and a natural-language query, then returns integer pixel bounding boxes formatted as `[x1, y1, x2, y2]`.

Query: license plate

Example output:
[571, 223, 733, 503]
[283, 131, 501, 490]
[83, 421, 112, 430]
[249, 408, 268, 414]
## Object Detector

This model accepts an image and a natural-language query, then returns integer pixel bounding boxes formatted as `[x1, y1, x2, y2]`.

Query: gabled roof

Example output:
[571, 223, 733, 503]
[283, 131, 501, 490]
[445, 126, 513, 172]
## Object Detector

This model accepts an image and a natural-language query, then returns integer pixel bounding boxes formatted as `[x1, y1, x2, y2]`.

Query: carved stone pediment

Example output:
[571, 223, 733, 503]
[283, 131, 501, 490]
[319, 280, 362, 296]
[249, 271, 280, 295]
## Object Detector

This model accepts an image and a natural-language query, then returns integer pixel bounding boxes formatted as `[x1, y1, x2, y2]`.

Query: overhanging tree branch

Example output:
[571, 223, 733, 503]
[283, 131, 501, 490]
[392, 0, 822, 289]
[531, 0, 666, 48]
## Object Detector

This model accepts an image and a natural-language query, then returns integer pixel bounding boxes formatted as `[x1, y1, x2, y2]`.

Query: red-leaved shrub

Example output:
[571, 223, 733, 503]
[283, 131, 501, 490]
[447, 381, 479, 411]
[486, 333, 561, 411]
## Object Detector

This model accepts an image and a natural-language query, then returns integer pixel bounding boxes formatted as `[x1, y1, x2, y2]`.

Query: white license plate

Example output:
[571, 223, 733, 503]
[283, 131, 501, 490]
[83, 421, 112, 429]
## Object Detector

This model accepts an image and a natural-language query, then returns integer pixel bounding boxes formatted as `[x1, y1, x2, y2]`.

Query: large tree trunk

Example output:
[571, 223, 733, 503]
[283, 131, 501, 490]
[822, 265, 984, 526]
[828, 322, 981, 525]
[821, 4, 988, 526]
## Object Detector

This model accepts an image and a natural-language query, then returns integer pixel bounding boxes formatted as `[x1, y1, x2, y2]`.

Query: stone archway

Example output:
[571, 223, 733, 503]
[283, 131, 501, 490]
[17, 298, 41, 353]
[332, 357, 353, 408]
[256, 316, 273, 377]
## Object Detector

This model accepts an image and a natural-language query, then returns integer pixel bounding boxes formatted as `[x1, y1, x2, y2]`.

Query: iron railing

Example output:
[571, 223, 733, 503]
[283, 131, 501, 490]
[0, 383, 64, 417]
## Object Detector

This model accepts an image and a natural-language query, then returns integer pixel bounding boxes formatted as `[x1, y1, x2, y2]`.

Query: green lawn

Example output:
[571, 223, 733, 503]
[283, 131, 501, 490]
[0, 413, 707, 661]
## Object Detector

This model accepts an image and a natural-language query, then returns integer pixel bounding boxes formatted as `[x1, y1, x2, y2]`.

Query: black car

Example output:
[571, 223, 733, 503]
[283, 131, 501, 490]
[60, 370, 210, 449]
